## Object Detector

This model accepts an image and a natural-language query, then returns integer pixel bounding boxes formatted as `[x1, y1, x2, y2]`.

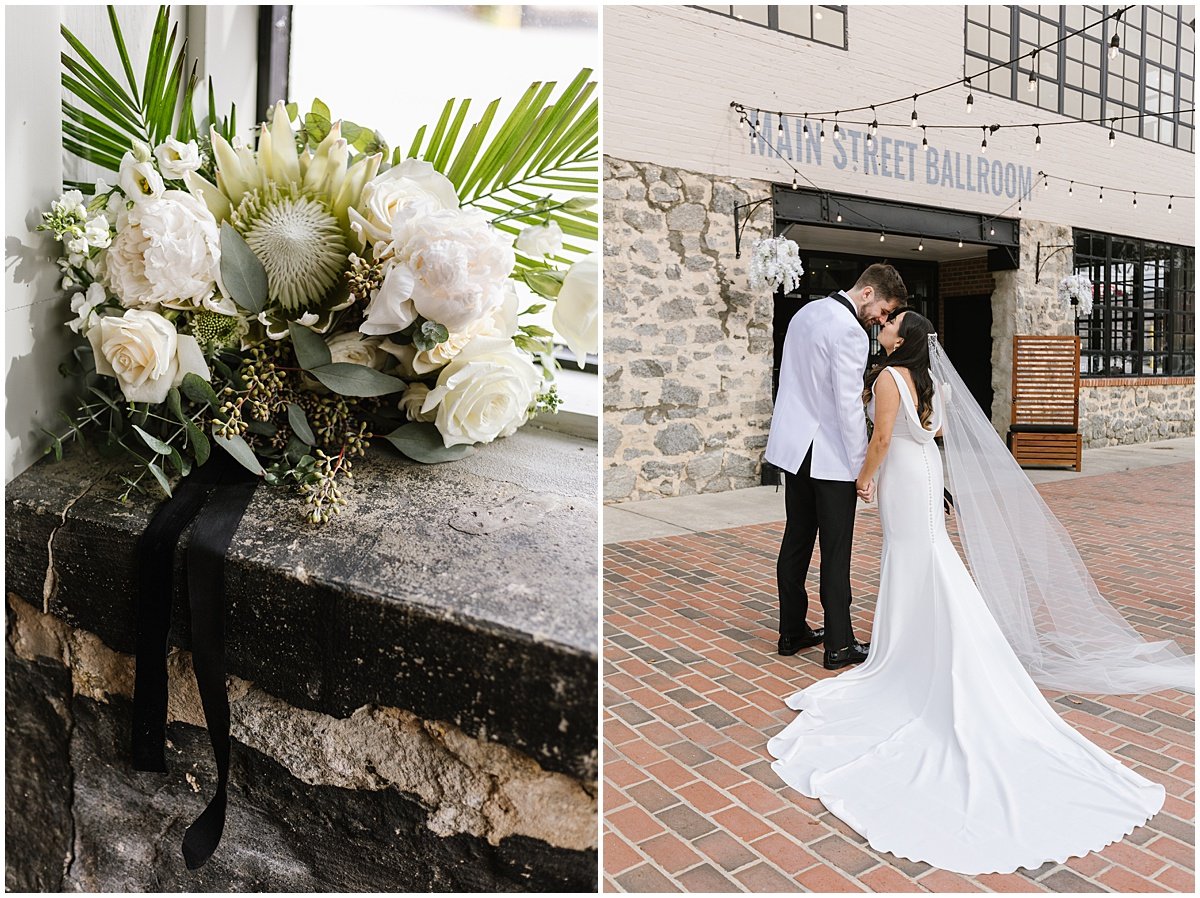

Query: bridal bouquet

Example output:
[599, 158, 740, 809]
[1059, 273, 1094, 316]
[749, 235, 805, 294]
[39, 7, 598, 522]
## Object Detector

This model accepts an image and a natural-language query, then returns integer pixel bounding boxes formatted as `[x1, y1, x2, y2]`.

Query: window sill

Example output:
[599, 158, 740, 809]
[1081, 376, 1196, 387]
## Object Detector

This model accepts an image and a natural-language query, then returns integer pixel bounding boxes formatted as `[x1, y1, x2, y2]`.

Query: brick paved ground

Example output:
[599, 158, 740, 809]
[603, 462, 1196, 893]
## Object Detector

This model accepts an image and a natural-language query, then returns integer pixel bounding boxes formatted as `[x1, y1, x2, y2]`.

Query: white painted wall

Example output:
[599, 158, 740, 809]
[605, 5, 1195, 246]
[4, 5, 257, 482]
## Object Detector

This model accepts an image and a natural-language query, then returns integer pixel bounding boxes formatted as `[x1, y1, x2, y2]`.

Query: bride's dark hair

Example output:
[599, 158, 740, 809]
[862, 309, 937, 427]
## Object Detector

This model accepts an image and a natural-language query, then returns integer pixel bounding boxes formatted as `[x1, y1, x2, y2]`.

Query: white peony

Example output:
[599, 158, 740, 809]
[421, 336, 542, 447]
[86, 309, 210, 404]
[359, 261, 418, 336]
[381, 286, 517, 376]
[154, 137, 203, 179]
[67, 282, 107, 334]
[387, 207, 515, 332]
[118, 151, 165, 203]
[398, 383, 436, 423]
[516, 221, 564, 258]
[326, 332, 387, 369]
[105, 190, 222, 312]
[553, 253, 598, 365]
[349, 158, 460, 249]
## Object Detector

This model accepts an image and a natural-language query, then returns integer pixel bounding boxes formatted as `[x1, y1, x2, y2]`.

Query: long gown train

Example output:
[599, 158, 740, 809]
[766, 367, 1164, 875]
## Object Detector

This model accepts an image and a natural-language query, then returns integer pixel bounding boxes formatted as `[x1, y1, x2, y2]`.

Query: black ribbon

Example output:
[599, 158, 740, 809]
[131, 448, 258, 869]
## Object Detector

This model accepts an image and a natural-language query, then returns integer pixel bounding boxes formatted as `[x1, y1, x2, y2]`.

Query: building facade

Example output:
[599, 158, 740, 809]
[603, 4, 1195, 502]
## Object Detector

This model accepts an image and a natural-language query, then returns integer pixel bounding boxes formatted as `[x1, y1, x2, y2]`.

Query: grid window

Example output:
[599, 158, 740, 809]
[693, 5, 847, 49]
[964, 5, 1195, 152]
[1074, 231, 1196, 377]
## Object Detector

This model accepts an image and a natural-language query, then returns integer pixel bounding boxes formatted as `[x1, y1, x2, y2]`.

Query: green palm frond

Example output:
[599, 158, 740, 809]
[405, 69, 598, 268]
[59, 5, 234, 188]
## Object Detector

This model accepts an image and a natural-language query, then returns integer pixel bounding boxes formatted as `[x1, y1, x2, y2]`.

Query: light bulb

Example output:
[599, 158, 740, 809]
[958, 237, 964, 248]
[792, 174, 798, 190]
[836, 211, 843, 222]
[918, 238, 924, 251]
[880, 232, 886, 243]
[911, 95, 919, 127]
[820, 120, 826, 142]
[1069, 181, 1074, 196]
[1169, 196, 1174, 213]
[921, 125, 928, 148]
[1109, 35, 1119, 60]
[1099, 187, 1104, 203]
[870, 106, 877, 135]
[990, 226, 995, 236]
[965, 79, 974, 113]
[1133, 192, 1138, 208]
[778, 113, 784, 135]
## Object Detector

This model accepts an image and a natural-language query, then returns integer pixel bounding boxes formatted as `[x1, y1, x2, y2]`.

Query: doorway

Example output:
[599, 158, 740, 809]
[941, 294, 994, 418]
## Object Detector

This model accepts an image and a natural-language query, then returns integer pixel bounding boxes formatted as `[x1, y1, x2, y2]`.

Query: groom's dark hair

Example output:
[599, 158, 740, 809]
[853, 263, 908, 305]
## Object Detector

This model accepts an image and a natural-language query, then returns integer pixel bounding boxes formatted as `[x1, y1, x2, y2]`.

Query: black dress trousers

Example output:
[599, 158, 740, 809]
[776, 445, 859, 651]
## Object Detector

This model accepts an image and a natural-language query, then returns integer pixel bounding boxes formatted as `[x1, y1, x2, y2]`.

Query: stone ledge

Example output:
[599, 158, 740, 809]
[5, 428, 598, 781]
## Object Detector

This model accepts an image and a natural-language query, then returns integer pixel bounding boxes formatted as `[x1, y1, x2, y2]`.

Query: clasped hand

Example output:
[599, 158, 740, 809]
[856, 477, 876, 503]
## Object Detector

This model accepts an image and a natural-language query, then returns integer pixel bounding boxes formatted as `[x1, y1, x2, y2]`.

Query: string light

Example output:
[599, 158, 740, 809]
[792, 173, 798, 190]
[833, 112, 841, 137]
[778, 112, 784, 135]
[1043, 172, 1050, 190]
[820, 119, 826, 142]
[980, 126, 988, 153]
[990, 225, 996, 236]
[1109, 9, 1123, 60]
[880, 231, 886, 242]
[921, 125, 928, 148]
[1028, 52, 1037, 92]
[966, 78, 974, 113]
[1169, 195, 1174, 213]
[1132, 191, 1137, 209]
[918, 237, 924, 251]
[870, 106, 878, 136]
[1099, 186, 1104, 203]
[957, 235, 964, 248]
[1035, 124, 1042, 151]
[803, 116, 809, 136]
[1109, 119, 1116, 146]
[1069, 181, 1074, 196]
[836, 209, 843, 222]
[911, 94, 919, 127]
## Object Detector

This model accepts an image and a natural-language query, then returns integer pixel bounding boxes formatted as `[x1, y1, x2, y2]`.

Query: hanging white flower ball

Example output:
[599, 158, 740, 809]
[1058, 273, 1094, 317]
[749, 235, 805, 294]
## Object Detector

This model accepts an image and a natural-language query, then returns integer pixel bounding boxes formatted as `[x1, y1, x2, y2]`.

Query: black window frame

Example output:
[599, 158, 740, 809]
[1074, 230, 1195, 377]
[965, 5, 1194, 153]
[692, 5, 849, 49]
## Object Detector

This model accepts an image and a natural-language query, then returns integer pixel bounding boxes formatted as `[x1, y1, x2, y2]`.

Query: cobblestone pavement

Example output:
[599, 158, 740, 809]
[603, 462, 1195, 893]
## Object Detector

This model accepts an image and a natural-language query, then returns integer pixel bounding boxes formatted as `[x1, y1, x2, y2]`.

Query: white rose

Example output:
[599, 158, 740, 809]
[118, 151, 165, 203]
[421, 336, 542, 447]
[552, 253, 598, 365]
[516, 221, 564, 258]
[67, 282, 107, 334]
[359, 261, 418, 336]
[389, 207, 514, 332]
[326, 332, 387, 369]
[398, 383, 436, 423]
[86, 309, 211, 404]
[349, 158, 460, 249]
[84, 214, 112, 249]
[105, 190, 221, 311]
[154, 137, 203, 179]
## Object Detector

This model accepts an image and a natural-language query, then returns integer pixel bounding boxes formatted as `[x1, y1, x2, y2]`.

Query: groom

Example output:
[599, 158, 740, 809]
[765, 263, 908, 670]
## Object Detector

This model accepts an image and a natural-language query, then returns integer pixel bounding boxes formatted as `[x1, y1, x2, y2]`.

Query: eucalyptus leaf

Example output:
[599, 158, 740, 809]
[247, 419, 277, 437]
[133, 424, 172, 455]
[180, 372, 220, 407]
[147, 461, 173, 497]
[213, 433, 265, 475]
[187, 421, 211, 465]
[288, 321, 332, 369]
[219, 222, 268, 313]
[308, 363, 407, 398]
[413, 320, 450, 352]
[287, 402, 317, 445]
[166, 386, 185, 422]
[381, 422, 474, 464]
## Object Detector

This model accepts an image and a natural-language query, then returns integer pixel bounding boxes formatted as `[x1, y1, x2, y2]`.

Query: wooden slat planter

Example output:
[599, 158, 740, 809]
[1008, 335, 1083, 472]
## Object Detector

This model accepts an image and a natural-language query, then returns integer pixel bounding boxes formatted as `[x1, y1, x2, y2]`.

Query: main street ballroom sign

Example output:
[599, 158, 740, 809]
[750, 113, 1037, 201]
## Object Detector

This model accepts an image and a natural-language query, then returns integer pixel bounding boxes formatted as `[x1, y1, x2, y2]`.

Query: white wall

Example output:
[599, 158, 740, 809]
[4, 5, 257, 483]
[605, 5, 1195, 246]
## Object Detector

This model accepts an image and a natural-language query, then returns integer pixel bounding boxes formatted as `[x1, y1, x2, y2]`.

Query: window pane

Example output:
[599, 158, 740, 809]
[732, 5, 769, 26]
[968, 22, 988, 54]
[1064, 87, 1083, 117]
[1084, 63, 1100, 92]
[777, 5, 811, 35]
[814, 7, 844, 44]
[1083, 92, 1101, 119]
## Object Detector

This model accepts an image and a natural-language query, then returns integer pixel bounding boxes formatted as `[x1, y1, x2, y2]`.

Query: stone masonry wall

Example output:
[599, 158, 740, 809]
[603, 157, 775, 503]
[1079, 380, 1196, 447]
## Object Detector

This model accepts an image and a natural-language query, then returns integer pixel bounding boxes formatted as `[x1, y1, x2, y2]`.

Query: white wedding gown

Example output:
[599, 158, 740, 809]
[766, 367, 1165, 875]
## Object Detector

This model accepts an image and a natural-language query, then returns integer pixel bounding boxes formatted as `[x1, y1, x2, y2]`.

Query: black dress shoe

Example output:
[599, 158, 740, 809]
[778, 627, 825, 655]
[823, 641, 870, 670]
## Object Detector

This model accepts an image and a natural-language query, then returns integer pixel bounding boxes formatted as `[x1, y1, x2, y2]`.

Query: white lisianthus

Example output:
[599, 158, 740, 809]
[421, 335, 542, 447]
[516, 221, 564, 258]
[552, 253, 599, 365]
[118, 151, 165, 203]
[398, 383, 436, 423]
[154, 137, 203, 179]
[388, 207, 514, 332]
[326, 332, 387, 369]
[359, 261, 418, 335]
[348, 158, 460, 249]
[86, 309, 210, 404]
[84, 214, 112, 249]
[106, 190, 222, 312]
[67, 282, 107, 334]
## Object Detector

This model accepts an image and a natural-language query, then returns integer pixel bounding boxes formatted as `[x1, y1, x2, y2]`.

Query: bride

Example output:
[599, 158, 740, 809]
[767, 309, 1192, 875]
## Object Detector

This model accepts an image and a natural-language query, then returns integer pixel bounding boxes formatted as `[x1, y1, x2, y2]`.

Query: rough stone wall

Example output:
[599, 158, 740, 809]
[603, 156, 775, 503]
[1079, 382, 1196, 447]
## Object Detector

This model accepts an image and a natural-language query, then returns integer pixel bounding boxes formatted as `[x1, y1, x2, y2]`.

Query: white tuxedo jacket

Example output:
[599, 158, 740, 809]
[764, 293, 869, 481]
